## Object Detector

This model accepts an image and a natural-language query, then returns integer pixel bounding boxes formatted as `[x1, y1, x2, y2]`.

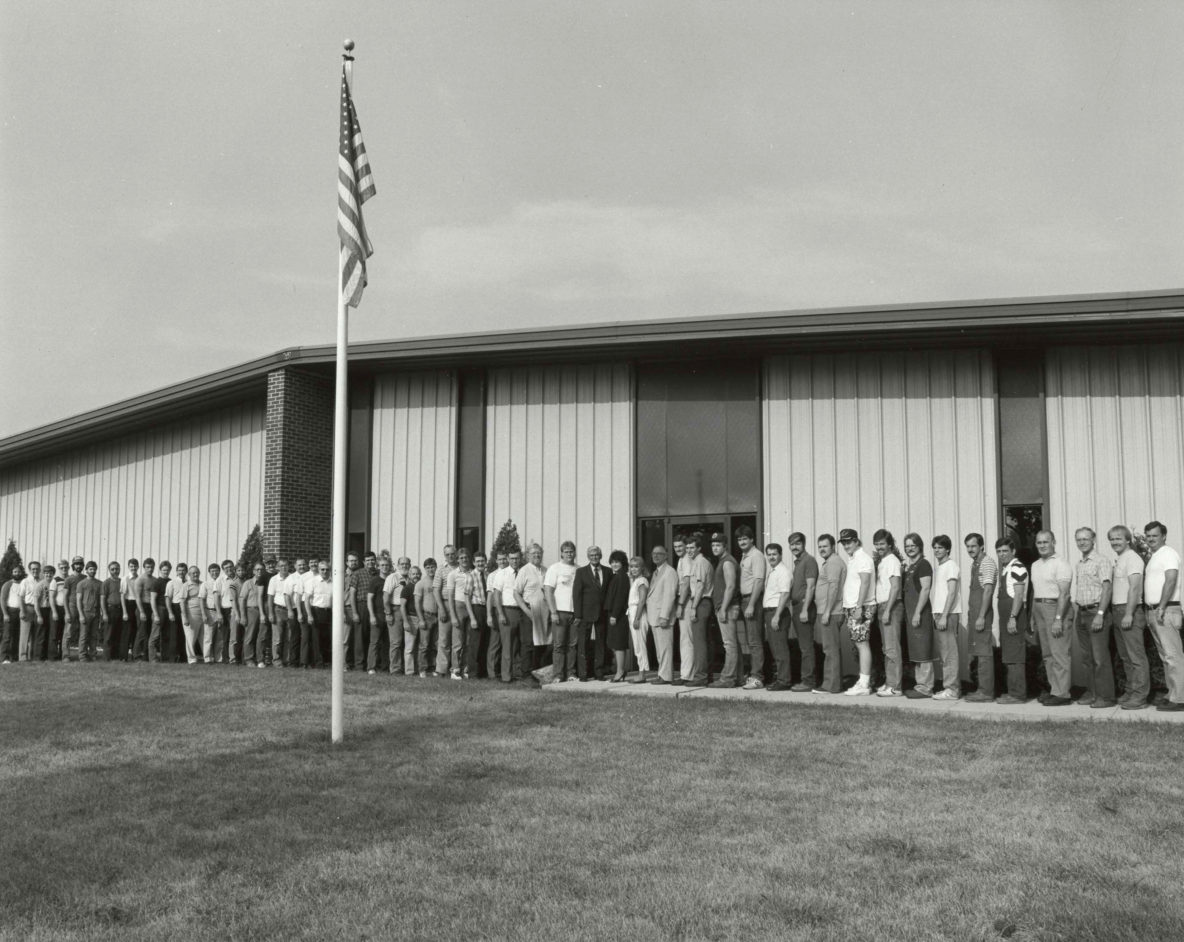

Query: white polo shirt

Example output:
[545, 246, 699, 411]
[308, 577, 333, 609]
[284, 572, 305, 606]
[842, 547, 875, 608]
[931, 559, 962, 615]
[1145, 545, 1181, 606]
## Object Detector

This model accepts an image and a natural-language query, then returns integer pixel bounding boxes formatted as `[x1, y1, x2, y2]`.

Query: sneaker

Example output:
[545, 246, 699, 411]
[996, 694, 1025, 705]
[876, 686, 902, 698]
[450, 670, 463, 681]
[790, 682, 813, 693]
[932, 688, 960, 701]
[742, 678, 764, 690]
[564, 674, 579, 682]
[258, 662, 267, 669]
[418, 671, 428, 678]
[367, 669, 377, 675]
[844, 682, 872, 697]
[427, 670, 442, 678]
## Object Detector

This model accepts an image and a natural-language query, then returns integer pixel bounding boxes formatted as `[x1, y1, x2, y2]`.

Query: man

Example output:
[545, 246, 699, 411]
[284, 559, 308, 668]
[100, 561, 125, 662]
[75, 561, 102, 662]
[488, 551, 520, 682]
[963, 533, 999, 703]
[787, 533, 819, 692]
[709, 533, 741, 688]
[736, 526, 767, 688]
[131, 557, 157, 662]
[16, 561, 42, 662]
[344, 551, 371, 671]
[446, 549, 477, 680]
[179, 566, 207, 664]
[515, 544, 548, 671]
[216, 560, 240, 663]
[1069, 527, 1115, 708]
[200, 563, 225, 664]
[382, 556, 412, 674]
[671, 537, 691, 683]
[166, 561, 188, 663]
[1143, 520, 1183, 712]
[240, 562, 268, 667]
[994, 537, 1029, 704]
[467, 552, 490, 679]
[572, 546, 611, 681]
[645, 545, 680, 685]
[121, 558, 140, 662]
[303, 559, 333, 667]
[871, 531, 902, 697]
[762, 543, 794, 691]
[50, 558, 69, 660]
[32, 563, 53, 661]
[811, 535, 845, 694]
[148, 560, 173, 663]
[544, 541, 579, 683]
[930, 535, 963, 701]
[2, 565, 26, 663]
[433, 544, 459, 676]
[1107, 526, 1149, 710]
[1030, 530, 1073, 706]
[63, 556, 86, 659]
[678, 535, 714, 687]
[414, 558, 439, 676]
[369, 555, 394, 675]
[838, 529, 876, 696]
[268, 558, 292, 668]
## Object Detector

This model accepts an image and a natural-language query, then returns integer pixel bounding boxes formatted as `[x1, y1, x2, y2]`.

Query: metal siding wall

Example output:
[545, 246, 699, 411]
[485, 364, 633, 562]
[1046, 344, 1184, 547]
[0, 401, 266, 570]
[763, 350, 998, 547]
[369, 370, 457, 564]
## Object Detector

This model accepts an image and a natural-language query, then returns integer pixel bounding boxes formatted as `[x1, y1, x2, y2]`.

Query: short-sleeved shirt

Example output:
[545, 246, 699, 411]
[432, 563, 456, 598]
[790, 553, 819, 605]
[216, 575, 241, 610]
[53, 576, 67, 608]
[64, 572, 85, 606]
[200, 580, 221, 612]
[400, 581, 416, 613]
[469, 570, 487, 608]
[763, 562, 792, 610]
[76, 577, 102, 615]
[180, 583, 204, 618]
[1111, 550, 1145, 606]
[842, 547, 875, 609]
[267, 573, 285, 602]
[347, 568, 372, 605]
[121, 573, 139, 601]
[492, 566, 517, 606]
[1145, 545, 1182, 605]
[514, 563, 544, 605]
[998, 558, 1028, 601]
[932, 559, 961, 615]
[739, 548, 768, 597]
[308, 577, 333, 608]
[628, 575, 649, 610]
[1031, 556, 1072, 600]
[301, 570, 319, 599]
[676, 555, 692, 596]
[544, 561, 578, 612]
[382, 573, 404, 602]
[165, 576, 187, 606]
[244, 574, 267, 609]
[712, 554, 739, 608]
[282, 572, 304, 607]
[687, 554, 714, 604]
[414, 576, 437, 615]
[875, 553, 902, 604]
[1071, 552, 1113, 606]
[367, 573, 386, 613]
[814, 554, 846, 609]
[21, 575, 40, 607]
[151, 576, 170, 611]
[102, 576, 123, 608]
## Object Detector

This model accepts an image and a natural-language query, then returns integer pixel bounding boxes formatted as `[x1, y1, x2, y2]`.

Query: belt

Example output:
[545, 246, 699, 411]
[1034, 597, 1059, 603]
[1076, 603, 1099, 611]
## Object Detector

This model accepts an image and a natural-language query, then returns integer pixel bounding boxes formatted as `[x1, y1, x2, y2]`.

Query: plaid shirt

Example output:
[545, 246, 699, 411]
[1072, 551, 1113, 607]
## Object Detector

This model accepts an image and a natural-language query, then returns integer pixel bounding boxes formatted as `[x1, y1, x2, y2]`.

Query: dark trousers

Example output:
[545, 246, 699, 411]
[495, 608, 519, 681]
[466, 604, 488, 678]
[585, 615, 609, 679]
[1, 607, 19, 661]
[349, 609, 370, 670]
[79, 612, 99, 660]
[103, 608, 125, 661]
[1074, 605, 1115, 702]
[34, 607, 53, 660]
[131, 605, 151, 660]
[167, 603, 184, 662]
[367, 613, 388, 672]
[311, 607, 331, 665]
[738, 597, 765, 680]
[766, 608, 791, 684]
[149, 606, 168, 662]
[507, 608, 531, 680]
[53, 611, 67, 660]
[792, 602, 817, 685]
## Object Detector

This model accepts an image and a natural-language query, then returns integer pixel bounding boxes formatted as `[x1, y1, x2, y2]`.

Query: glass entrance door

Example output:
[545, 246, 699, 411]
[638, 513, 758, 562]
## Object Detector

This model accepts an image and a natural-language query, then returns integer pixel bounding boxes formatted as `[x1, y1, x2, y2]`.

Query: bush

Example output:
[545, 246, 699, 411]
[488, 519, 522, 564]
[0, 539, 23, 578]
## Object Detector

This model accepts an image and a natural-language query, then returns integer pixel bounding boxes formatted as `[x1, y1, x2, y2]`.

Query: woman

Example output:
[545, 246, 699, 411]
[602, 550, 630, 681]
[872, 529, 905, 697]
[626, 556, 652, 684]
[902, 533, 936, 698]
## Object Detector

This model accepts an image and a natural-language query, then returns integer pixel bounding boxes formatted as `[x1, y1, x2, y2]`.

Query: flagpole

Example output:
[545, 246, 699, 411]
[330, 39, 355, 745]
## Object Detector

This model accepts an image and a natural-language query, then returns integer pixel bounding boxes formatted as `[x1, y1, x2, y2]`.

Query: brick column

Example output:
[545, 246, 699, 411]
[264, 367, 333, 560]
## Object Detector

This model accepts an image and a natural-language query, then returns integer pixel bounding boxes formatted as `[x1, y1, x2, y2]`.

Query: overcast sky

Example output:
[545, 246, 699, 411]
[2, 1, 1182, 438]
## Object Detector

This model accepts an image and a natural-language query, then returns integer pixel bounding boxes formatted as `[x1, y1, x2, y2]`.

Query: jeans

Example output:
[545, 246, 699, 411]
[1073, 605, 1115, 702]
[551, 611, 576, 680]
[935, 614, 961, 695]
[739, 598, 766, 681]
[242, 606, 262, 664]
[878, 600, 903, 689]
[1110, 604, 1149, 703]
[718, 604, 743, 685]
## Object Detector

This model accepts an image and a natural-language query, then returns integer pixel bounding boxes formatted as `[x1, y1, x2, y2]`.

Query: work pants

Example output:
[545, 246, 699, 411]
[271, 613, 291, 666]
[651, 618, 674, 681]
[500, 608, 525, 680]
[1147, 605, 1184, 704]
[551, 611, 576, 680]
[878, 600, 904, 689]
[376, 609, 399, 673]
[148, 607, 168, 662]
[241, 607, 262, 664]
[493, 609, 518, 681]
[1110, 604, 1149, 703]
[420, 611, 438, 673]
[449, 608, 470, 676]
[34, 607, 53, 661]
[935, 614, 961, 695]
[78, 612, 99, 660]
[968, 612, 994, 696]
[480, 605, 501, 679]
[204, 611, 226, 663]
[130, 607, 151, 661]
[739, 598, 766, 682]
[436, 610, 457, 675]
[1032, 600, 1071, 698]
[366, 611, 386, 672]
[1073, 604, 1115, 702]
[766, 608, 791, 685]
[102, 609, 124, 661]
[574, 616, 594, 680]
[311, 606, 331, 666]
[683, 600, 711, 683]
[583, 615, 607, 680]
[793, 602, 817, 687]
[55, 611, 68, 660]
[400, 612, 420, 674]
[814, 612, 843, 692]
[717, 603, 743, 685]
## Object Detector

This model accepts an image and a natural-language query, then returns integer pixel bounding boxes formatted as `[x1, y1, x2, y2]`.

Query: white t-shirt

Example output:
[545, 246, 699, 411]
[267, 573, 285, 601]
[875, 553, 902, 604]
[284, 572, 305, 605]
[931, 559, 962, 615]
[763, 562, 792, 610]
[382, 573, 403, 600]
[308, 577, 333, 609]
[842, 547, 875, 608]
[1145, 545, 1181, 605]
[543, 561, 578, 612]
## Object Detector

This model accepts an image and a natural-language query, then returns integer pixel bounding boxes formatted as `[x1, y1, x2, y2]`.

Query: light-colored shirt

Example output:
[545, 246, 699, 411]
[284, 572, 305, 606]
[544, 561, 577, 612]
[514, 562, 544, 605]
[627, 575, 649, 612]
[763, 562, 792, 610]
[5, 581, 23, 609]
[308, 576, 334, 608]
[976, 555, 998, 587]
[814, 555, 845, 609]
[21, 575, 40, 607]
[932, 559, 962, 615]
[200, 579, 220, 612]
[875, 553, 902, 604]
[120, 573, 139, 601]
[382, 573, 404, 601]
[1111, 550, 1144, 606]
[686, 554, 713, 604]
[739, 547, 767, 597]
[414, 576, 436, 615]
[1145, 545, 1182, 605]
[999, 559, 1028, 600]
[676, 555, 692, 596]
[1031, 555, 1072, 599]
[302, 570, 318, 598]
[267, 574, 285, 601]
[1071, 551, 1113, 606]
[165, 576, 187, 605]
[842, 547, 875, 608]
[489, 566, 517, 606]
[451, 568, 474, 604]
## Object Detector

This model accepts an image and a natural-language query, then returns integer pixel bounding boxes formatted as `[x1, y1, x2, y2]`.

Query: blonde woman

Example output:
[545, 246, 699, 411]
[626, 556, 652, 684]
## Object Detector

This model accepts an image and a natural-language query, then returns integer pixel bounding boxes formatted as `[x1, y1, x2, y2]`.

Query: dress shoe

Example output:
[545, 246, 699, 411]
[790, 682, 813, 693]
[1121, 699, 1150, 711]
[708, 679, 736, 689]
[1076, 694, 1096, 706]
[650, 677, 671, 685]
[964, 691, 994, 703]
[766, 681, 791, 692]
[904, 688, 930, 699]
[1090, 700, 1117, 709]
[684, 678, 708, 687]
[628, 675, 647, 685]
[1043, 695, 1071, 706]
[671, 679, 686, 686]
[1156, 701, 1184, 712]
[995, 694, 1025, 705]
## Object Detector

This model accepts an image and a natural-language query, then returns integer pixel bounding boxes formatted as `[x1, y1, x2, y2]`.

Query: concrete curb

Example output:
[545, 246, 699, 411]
[539, 676, 1184, 724]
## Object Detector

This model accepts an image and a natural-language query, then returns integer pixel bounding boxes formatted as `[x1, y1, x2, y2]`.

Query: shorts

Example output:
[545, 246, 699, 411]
[845, 605, 876, 643]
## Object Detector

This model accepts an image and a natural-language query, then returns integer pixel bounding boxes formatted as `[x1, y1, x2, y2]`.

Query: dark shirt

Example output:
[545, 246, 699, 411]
[102, 576, 123, 608]
[790, 553, 819, 604]
[152, 576, 170, 612]
[368, 573, 386, 618]
[76, 576, 103, 615]
[602, 570, 629, 620]
[64, 572, 85, 605]
[400, 581, 415, 613]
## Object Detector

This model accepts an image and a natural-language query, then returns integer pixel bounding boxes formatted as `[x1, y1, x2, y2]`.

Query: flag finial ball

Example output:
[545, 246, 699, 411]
[343, 39, 355, 52]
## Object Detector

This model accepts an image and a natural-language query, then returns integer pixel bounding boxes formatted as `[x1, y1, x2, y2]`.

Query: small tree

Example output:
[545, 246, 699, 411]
[489, 519, 522, 563]
[0, 539, 23, 577]
[237, 524, 265, 573]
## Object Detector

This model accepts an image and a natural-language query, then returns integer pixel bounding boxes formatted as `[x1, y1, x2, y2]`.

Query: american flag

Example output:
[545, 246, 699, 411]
[338, 66, 376, 309]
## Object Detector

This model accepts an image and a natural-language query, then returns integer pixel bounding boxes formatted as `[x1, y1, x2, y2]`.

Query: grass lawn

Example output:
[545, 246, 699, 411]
[2, 665, 1183, 942]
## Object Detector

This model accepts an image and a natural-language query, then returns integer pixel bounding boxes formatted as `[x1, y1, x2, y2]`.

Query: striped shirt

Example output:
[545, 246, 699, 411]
[1071, 551, 1113, 606]
[975, 555, 998, 587]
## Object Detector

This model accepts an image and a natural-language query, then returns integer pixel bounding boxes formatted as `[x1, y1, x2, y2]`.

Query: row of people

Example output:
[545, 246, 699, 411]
[2, 521, 1180, 712]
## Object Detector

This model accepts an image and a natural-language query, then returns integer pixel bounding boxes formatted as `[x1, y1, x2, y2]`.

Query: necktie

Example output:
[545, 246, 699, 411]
[595, 567, 600, 588]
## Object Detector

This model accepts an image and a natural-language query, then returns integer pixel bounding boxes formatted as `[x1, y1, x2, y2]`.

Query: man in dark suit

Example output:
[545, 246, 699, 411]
[572, 546, 611, 681]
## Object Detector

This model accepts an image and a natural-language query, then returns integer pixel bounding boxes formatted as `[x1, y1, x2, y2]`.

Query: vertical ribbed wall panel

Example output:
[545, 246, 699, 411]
[369, 370, 457, 564]
[0, 400, 266, 570]
[763, 350, 998, 547]
[485, 364, 633, 563]
[1046, 344, 1184, 548]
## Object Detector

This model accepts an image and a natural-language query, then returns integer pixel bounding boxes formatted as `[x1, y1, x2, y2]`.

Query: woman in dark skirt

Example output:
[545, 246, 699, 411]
[603, 549, 631, 681]
[994, 536, 1029, 703]
[902, 532, 937, 698]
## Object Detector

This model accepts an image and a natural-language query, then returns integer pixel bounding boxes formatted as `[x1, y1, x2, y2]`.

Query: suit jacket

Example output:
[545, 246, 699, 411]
[646, 563, 679, 627]
[572, 563, 611, 622]
[602, 570, 629, 620]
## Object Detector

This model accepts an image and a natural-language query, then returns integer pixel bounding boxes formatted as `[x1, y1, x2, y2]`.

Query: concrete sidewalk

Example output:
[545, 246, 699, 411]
[540, 675, 1184, 724]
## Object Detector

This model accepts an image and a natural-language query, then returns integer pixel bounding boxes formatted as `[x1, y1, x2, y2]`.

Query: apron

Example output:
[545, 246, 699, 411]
[966, 559, 993, 656]
[904, 561, 935, 662]
[997, 567, 1028, 665]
